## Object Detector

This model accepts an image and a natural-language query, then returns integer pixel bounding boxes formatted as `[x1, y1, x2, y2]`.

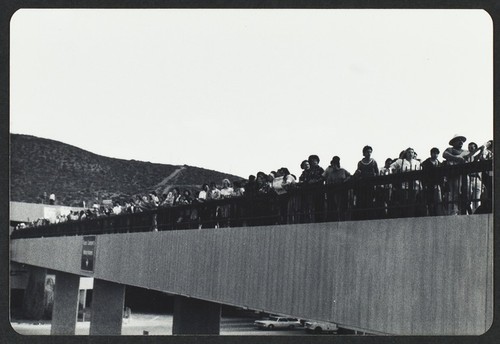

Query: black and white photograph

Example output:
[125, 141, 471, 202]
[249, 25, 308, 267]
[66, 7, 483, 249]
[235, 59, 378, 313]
[5, 5, 496, 341]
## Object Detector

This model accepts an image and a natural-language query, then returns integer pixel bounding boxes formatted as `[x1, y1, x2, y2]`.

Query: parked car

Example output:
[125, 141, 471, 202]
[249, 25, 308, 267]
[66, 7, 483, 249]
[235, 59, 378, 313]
[254, 315, 302, 330]
[304, 320, 338, 334]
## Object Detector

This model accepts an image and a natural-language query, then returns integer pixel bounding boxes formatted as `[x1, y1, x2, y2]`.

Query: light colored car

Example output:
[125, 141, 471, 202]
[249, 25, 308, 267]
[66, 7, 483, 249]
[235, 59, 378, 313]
[304, 320, 338, 334]
[254, 315, 302, 330]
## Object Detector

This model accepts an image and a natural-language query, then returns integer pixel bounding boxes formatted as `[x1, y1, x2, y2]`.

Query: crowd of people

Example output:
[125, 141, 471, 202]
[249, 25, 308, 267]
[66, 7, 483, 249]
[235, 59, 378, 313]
[14, 134, 493, 231]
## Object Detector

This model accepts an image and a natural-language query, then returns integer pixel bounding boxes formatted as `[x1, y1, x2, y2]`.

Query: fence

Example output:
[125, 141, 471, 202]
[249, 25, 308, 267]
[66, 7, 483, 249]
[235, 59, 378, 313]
[10, 160, 492, 239]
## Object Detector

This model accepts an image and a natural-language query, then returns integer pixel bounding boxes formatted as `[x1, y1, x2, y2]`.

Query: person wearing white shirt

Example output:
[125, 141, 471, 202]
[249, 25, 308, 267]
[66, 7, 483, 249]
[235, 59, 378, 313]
[389, 147, 422, 217]
[220, 179, 234, 198]
[112, 202, 122, 215]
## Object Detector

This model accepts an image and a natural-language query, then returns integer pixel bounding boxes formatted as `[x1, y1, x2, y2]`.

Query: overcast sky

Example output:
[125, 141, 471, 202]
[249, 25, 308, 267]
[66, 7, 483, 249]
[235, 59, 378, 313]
[10, 9, 493, 179]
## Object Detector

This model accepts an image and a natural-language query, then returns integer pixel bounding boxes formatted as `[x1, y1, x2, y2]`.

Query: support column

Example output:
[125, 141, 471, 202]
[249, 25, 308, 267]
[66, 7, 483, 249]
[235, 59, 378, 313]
[51, 271, 80, 335]
[172, 296, 221, 335]
[22, 266, 47, 320]
[89, 279, 125, 335]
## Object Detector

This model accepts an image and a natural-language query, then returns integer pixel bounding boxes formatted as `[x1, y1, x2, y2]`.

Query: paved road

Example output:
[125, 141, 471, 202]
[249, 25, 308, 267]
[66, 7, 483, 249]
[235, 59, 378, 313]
[11, 313, 316, 336]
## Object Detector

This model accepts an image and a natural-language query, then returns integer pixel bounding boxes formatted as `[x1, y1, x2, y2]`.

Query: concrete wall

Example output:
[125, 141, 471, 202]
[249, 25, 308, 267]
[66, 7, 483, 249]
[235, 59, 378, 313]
[10, 214, 493, 335]
[10, 201, 85, 223]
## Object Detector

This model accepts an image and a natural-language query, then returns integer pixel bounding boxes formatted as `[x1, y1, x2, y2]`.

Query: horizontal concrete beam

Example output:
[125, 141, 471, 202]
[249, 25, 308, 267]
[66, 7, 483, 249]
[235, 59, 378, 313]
[11, 214, 493, 335]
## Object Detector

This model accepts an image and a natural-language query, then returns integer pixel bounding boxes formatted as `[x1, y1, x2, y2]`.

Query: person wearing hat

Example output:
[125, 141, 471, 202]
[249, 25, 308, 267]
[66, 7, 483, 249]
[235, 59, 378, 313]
[443, 135, 469, 165]
[443, 134, 469, 215]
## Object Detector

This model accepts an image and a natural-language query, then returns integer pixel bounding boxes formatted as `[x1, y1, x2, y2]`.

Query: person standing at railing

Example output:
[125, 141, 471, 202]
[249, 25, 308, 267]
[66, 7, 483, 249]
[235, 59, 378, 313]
[378, 158, 394, 218]
[160, 190, 176, 207]
[197, 184, 209, 201]
[300, 155, 325, 222]
[466, 142, 483, 214]
[390, 147, 422, 173]
[322, 156, 351, 221]
[254, 172, 270, 194]
[112, 201, 123, 215]
[150, 191, 160, 207]
[271, 167, 296, 224]
[230, 180, 246, 227]
[298, 160, 310, 183]
[196, 184, 210, 229]
[480, 140, 493, 209]
[303, 155, 325, 184]
[231, 180, 245, 197]
[286, 163, 306, 223]
[272, 168, 296, 195]
[471, 140, 493, 214]
[177, 189, 193, 204]
[208, 182, 221, 200]
[215, 179, 233, 228]
[176, 189, 197, 229]
[323, 157, 351, 185]
[244, 175, 257, 198]
[442, 134, 469, 215]
[134, 194, 158, 231]
[389, 147, 422, 217]
[353, 146, 379, 220]
[220, 179, 234, 198]
[249, 172, 271, 226]
[421, 148, 444, 216]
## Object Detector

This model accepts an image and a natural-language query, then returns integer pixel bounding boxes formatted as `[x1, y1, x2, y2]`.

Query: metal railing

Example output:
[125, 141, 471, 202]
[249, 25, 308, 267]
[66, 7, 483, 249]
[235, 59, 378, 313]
[10, 160, 492, 239]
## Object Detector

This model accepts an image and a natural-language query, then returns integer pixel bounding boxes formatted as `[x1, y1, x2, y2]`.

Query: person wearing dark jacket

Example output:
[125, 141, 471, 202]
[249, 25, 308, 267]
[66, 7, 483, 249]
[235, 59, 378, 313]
[422, 147, 443, 216]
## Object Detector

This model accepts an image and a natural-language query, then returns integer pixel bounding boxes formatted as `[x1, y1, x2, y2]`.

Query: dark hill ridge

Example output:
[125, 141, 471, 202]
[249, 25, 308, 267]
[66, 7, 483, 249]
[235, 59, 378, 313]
[10, 134, 243, 206]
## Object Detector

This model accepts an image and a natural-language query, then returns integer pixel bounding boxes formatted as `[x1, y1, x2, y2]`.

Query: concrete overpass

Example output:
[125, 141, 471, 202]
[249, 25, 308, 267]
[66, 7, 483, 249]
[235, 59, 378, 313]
[10, 214, 493, 335]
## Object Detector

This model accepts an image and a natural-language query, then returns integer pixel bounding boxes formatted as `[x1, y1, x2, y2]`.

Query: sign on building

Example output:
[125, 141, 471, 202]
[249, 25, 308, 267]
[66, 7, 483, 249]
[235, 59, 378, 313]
[81, 236, 96, 273]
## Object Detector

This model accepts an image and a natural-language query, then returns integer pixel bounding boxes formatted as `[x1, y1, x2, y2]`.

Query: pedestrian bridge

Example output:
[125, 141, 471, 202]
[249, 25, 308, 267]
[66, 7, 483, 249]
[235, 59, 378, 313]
[11, 214, 493, 335]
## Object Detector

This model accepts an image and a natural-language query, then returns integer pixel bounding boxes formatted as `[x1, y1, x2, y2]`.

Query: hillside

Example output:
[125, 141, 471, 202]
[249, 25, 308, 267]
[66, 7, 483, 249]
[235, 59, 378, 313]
[10, 134, 243, 207]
